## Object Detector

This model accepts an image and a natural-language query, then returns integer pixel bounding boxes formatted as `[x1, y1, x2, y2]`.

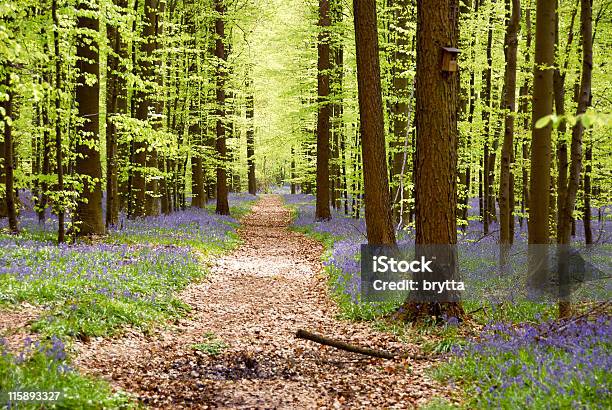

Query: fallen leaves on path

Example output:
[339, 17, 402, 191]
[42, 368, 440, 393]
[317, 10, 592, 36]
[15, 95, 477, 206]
[75, 195, 457, 409]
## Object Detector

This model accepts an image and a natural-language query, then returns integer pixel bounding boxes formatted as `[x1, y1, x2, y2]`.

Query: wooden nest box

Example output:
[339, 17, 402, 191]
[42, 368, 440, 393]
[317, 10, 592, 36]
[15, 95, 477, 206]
[441, 47, 460, 72]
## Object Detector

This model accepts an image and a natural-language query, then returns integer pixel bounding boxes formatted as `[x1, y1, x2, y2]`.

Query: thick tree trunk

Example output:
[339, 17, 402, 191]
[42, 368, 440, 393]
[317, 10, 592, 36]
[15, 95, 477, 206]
[316, 0, 332, 221]
[499, 0, 521, 264]
[75, 0, 104, 236]
[399, 0, 464, 321]
[353, 0, 396, 245]
[528, 0, 555, 246]
[214, 0, 230, 215]
[1, 75, 18, 233]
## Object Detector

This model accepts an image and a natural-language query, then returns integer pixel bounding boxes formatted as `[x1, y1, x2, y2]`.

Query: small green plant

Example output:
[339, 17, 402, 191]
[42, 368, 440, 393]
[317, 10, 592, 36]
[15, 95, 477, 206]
[192, 332, 228, 356]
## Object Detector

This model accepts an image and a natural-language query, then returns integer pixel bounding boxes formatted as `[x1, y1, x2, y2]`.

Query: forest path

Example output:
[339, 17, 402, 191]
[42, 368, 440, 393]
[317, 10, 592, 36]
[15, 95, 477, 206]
[75, 195, 454, 409]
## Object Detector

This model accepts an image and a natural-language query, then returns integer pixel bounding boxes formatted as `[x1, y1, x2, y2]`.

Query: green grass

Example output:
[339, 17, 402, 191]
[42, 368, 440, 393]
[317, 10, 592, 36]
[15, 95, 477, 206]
[0, 339, 134, 409]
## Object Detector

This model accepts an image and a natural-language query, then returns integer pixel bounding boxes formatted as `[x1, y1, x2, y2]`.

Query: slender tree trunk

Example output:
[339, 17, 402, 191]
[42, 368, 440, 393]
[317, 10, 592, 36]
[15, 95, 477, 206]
[52, 0, 65, 243]
[482, 6, 494, 234]
[499, 0, 521, 266]
[583, 140, 592, 244]
[557, 0, 592, 318]
[316, 0, 332, 220]
[519, 5, 532, 228]
[106, 0, 127, 227]
[1, 75, 18, 233]
[246, 78, 256, 195]
[390, 0, 412, 225]
[554, 0, 579, 240]
[214, 0, 230, 215]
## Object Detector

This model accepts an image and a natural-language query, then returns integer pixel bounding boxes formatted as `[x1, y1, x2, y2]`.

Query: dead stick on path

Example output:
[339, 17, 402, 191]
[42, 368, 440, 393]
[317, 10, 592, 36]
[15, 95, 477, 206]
[296, 329, 432, 360]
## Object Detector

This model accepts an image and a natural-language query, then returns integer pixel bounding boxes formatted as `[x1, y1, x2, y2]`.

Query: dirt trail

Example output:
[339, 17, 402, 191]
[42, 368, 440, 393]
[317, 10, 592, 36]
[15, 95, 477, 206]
[76, 195, 455, 409]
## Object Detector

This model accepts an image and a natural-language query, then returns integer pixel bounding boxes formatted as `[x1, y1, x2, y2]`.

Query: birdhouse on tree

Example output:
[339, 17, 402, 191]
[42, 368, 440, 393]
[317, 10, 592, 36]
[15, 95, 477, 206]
[440, 47, 460, 72]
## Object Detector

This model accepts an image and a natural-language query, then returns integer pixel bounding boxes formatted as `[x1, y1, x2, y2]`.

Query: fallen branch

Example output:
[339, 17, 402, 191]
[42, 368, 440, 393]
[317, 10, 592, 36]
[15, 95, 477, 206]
[296, 329, 432, 360]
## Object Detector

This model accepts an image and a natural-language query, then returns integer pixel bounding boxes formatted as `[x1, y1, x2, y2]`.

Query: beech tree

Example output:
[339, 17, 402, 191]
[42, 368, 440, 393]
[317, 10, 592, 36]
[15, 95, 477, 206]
[316, 0, 331, 221]
[214, 0, 230, 215]
[74, 0, 104, 236]
[398, 0, 464, 320]
[353, 0, 396, 245]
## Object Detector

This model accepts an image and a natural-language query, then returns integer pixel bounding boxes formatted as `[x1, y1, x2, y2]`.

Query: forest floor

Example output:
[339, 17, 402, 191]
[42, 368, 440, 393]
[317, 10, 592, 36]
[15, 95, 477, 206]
[74, 195, 456, 409]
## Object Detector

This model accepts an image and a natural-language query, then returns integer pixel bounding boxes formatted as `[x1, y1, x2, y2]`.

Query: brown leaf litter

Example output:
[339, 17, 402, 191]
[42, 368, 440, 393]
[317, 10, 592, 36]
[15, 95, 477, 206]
[72, 195, 458, 409]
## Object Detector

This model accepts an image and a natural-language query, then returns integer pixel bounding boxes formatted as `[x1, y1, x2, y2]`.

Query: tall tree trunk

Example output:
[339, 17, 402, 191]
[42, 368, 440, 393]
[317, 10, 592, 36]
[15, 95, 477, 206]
[557, 0, 592, 318]
[1, 74, 18, 233]
[528, 0, 555, 245]
[290, 146, 296, 194]
[214, 0, 230, 215]
[353, 0, 396, 245]
[583, 140, 592, 244]
[518, 5, 532, 228]
[316, 0, 332, 220]
[390, 0, 412, 225]
[499, 0, 521, 266]
[132, 0, 156, 217]
[554, 0, 579, 238]
[52, 0, 65, 243]
[527, 0, 555, 305]
[246, 78, 256, 195]
[399, 0, 464, 321]
[106, 0, 127, 227]
[75, 0, 104, 236]
[482, 5, 494, 234]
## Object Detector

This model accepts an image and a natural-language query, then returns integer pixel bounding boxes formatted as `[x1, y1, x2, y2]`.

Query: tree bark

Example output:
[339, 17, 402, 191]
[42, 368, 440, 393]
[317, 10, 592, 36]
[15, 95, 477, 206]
[75, 0, 105, 236]
[482, 6, 494, 234]
[52, 0, 65, 243]
[353, 0, 396, 245]
[214, 0, 230, 215]
[518, 5, 532, 228]
[399, 0, 464, 321]
[390, 0, 412, 225]
[557, 0, 592, 318]
[554, 0, 579, 240]
[499, 0, 521, 263]
[528, 0, 555, 246]
[316, 0, 332, 221]
[1, 74, 18, 233]
[246, 78, 256, 195]
[105, 0, 127, 227]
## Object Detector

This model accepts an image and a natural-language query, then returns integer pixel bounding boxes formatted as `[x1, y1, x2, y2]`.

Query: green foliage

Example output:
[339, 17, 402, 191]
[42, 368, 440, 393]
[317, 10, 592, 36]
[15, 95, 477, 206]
[191, 332, 228, 356]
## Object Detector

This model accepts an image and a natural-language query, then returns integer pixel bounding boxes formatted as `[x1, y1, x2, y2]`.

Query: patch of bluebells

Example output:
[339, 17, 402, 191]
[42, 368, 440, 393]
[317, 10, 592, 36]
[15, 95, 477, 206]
[1, 336, 71, 373]
[0, 191, 255, 336]
[286, 194, 611, 304]
[449, 316, 612, 408]
[0, 237, 197, 304]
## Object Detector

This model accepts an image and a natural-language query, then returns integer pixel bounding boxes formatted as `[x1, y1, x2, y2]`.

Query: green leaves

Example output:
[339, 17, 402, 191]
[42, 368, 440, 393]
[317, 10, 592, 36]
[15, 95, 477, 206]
[535, 110, 608, 130]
